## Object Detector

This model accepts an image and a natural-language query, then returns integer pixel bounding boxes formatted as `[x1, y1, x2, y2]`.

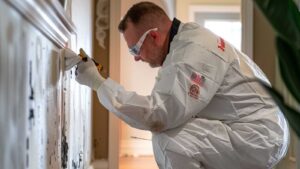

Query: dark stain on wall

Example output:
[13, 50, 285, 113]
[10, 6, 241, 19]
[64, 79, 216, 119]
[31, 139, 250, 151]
[72, 151, 83, 169]
[26, 137, 29, 167]
[29, 61, 34, 100]
[26, 138, 29, 150]
[61, 128, 69, 169]
[28, 60, 35, 129]
[27, 60, 34, 168]
[72, 160, 78, 169]
[29, 108, 34, 121]
[79, 151, 83, 168]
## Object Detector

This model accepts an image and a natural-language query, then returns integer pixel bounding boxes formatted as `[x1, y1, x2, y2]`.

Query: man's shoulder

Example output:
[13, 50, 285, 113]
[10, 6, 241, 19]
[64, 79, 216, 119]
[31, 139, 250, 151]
[173, 22, 216, 48]
[175, 22, 202, 39]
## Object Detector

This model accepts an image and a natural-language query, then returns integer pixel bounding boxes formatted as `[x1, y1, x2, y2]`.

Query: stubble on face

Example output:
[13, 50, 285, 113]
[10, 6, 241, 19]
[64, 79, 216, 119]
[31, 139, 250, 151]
[144, 45, 164, 68]
[123, 22, 166, 68]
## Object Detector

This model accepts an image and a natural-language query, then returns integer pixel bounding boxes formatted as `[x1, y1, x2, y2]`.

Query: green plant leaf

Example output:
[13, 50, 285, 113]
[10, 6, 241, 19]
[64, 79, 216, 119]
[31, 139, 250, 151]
[253, 0, 300, 139]
[254, 0, 300, 49]
[259, 80, 300, 138]
[276, 37, 300, 103]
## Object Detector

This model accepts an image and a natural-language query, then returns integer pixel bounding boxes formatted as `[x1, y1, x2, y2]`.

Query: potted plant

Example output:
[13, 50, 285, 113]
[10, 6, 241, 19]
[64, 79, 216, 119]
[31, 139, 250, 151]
[253, 0, 300, 137]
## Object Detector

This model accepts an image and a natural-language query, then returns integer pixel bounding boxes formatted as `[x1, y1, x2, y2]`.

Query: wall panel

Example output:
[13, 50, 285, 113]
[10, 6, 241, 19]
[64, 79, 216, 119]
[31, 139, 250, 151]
[0, 0, 93, 168]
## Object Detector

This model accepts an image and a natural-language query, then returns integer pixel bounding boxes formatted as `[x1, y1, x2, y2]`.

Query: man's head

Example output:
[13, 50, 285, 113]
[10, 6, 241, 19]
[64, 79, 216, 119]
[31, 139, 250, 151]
[118, 2, 172, 67]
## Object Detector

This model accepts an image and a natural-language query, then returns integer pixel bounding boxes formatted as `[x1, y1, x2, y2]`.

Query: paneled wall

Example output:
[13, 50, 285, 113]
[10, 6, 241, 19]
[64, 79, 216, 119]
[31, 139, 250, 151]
[0, 0, 93, 168]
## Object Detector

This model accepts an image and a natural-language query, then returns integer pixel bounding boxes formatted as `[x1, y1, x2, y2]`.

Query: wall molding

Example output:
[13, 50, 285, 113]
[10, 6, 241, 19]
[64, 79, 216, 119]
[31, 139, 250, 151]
[109, 0, 121, 168]
[5, 0, 76, 48]
[241, 0, 253, 59]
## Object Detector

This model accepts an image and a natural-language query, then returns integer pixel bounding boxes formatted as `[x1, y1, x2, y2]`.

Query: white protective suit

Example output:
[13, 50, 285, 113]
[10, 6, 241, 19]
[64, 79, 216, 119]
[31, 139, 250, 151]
[97, 22, 289, 169]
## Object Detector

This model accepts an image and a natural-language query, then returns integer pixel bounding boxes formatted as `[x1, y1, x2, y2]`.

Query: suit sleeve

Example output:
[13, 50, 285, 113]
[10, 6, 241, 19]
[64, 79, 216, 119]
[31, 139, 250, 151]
[97, 44, 229, 132]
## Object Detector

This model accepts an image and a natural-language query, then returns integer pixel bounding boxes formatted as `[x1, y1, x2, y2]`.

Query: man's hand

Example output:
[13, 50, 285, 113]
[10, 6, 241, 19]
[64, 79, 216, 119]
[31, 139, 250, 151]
[75, 58, 105, 91]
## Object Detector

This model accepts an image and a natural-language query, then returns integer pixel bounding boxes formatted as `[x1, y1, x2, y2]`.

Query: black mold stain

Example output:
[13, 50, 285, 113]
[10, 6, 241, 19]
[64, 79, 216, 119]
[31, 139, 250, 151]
[29, 61, 34, 100]
[26, 137, 29, 150]
[79, 151, 83, 168]
[78, 151, 83, 168]
[28, 108, 35, 129]
[72, 151, 83, 169]
[61, 129, 69, 169]
[29, 108, 34, 120]
[72, 160, 78, 169]
[26, 137, 29, 168]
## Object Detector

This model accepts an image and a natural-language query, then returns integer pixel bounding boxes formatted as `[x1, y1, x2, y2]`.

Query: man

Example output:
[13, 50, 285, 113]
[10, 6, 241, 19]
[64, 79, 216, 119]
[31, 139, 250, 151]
[64, 2, 289, 169]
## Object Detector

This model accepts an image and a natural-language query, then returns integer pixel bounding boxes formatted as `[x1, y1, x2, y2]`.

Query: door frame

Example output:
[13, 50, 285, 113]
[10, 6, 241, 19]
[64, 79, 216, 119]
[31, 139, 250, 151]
[108, 0, 121, 169]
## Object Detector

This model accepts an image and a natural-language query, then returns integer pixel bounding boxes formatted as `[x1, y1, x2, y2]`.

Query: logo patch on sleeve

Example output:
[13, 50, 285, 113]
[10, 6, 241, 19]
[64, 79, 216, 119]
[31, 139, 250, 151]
[217, 37, 225, 52]
[190, 72, 205, 86]
[189, 84, 200, 99]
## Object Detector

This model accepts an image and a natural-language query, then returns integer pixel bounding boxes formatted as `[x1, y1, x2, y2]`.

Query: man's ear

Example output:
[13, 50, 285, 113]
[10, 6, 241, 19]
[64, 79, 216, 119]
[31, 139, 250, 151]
[149, 31, 159, 42]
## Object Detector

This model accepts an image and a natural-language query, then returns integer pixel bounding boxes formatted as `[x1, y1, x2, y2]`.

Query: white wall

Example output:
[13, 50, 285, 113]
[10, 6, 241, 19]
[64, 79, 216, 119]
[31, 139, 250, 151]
[0, 0, 94, 168]
[69, 0, 94, 167]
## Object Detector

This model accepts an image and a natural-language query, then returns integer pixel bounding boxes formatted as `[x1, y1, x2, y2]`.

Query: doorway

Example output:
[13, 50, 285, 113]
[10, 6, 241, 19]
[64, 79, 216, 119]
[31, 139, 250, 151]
[189, 4, 241, 50]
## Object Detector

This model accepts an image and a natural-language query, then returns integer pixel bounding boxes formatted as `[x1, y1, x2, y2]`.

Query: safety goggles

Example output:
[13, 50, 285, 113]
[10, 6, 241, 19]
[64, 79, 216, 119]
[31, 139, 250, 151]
[129, 28, 158, 56]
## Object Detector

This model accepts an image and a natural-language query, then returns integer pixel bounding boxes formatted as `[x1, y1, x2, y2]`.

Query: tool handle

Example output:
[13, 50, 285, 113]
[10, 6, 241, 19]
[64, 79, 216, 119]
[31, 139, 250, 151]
[79, 48, 103, 72]
[92, 59, 103, 72]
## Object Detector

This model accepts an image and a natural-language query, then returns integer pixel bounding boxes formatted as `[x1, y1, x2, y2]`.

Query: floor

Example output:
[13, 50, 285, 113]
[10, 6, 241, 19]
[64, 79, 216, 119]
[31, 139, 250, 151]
[119, 156, 159, 169]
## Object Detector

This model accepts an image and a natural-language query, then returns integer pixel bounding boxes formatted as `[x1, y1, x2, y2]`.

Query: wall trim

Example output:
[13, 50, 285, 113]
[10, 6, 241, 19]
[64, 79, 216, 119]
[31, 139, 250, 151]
[109, 0, 121, 169]
[188, 4, 241, 22]
[5, 0, 76, 48]
[241, 0, 253, 58]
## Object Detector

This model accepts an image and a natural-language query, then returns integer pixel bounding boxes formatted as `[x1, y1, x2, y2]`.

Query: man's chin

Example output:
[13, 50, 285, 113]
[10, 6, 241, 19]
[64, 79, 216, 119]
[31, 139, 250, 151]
[149, 63, 159, 68]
